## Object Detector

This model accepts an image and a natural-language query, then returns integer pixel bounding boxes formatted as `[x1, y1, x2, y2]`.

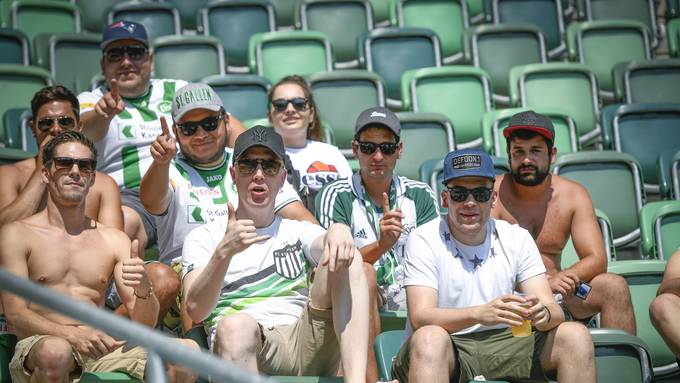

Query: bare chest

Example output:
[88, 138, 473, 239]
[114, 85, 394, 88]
[498, 198, 572, 255]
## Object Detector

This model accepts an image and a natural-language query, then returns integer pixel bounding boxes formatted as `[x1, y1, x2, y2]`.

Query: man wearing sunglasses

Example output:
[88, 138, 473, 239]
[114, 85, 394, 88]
[392, 149, 595, 383]
[491, 111, 636, 335]
[0, 130, 197, 383]
[0, 86, 122, 230]
[139, 83, 313, 333]
[316, 106, 439, 381]
[181, 126, 368, 381]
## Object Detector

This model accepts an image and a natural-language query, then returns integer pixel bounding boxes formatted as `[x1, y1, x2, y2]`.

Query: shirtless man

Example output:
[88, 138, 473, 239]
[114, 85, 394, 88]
[0, 85, 121, 229]
[492, 110, 636, 334]
[650, 248, 680, 358]
[0, 130, 195, 382]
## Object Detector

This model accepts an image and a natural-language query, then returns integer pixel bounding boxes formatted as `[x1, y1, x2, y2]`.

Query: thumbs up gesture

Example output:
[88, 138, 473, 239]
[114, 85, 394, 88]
[122, 239, 152, 297]
[150, 116, 177, 165]
[95, 78, 125, 120]
[214, 203, 271, 261]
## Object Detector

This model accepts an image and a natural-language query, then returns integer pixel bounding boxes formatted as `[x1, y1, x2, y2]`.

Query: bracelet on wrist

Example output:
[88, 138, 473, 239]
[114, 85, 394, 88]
[134, 285, 154, 300]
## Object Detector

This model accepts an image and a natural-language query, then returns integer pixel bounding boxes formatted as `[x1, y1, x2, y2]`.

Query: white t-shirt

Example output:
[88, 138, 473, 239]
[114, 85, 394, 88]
[403, 218, 545, 337]
[181, 216, 325, 338]
[285, 140, 352, 193]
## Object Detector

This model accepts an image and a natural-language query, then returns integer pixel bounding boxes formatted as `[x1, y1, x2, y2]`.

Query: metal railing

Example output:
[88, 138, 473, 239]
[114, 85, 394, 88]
[0, 268, 278, 383]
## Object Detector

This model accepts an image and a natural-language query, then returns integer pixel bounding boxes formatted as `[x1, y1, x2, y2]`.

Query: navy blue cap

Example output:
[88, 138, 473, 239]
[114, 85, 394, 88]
[442, 149, 495, 184]
[101, 21, 148, 49]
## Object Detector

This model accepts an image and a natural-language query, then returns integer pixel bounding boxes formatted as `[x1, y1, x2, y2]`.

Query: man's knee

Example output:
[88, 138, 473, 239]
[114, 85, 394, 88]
[145, 263, 180, 298]
[650, 293, 679, 325]
[592, 273, 630, 298]
[215, 314, 260, 349]
[30, 337, 75, 373]
[410, 325, 453, 362]
[552, 322, 594, 356]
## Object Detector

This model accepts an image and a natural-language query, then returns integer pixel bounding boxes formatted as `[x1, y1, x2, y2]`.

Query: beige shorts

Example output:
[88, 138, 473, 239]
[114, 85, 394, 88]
[10, 335, 147, 383]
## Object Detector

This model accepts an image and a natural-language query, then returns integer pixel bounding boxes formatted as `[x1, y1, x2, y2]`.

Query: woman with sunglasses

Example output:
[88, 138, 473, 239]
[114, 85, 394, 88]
[268, 76, 352, 213]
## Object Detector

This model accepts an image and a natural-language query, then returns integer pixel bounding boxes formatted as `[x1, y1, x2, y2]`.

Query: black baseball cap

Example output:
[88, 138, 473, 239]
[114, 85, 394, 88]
[101, 21, 149, 49]
[233, 126, 286, 161]
[503, 110, 555, 144]
[354, 106, 401, 139]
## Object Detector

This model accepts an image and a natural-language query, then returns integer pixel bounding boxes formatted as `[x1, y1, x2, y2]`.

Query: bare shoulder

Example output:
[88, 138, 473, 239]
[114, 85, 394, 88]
[97, 224, 130, 247]
[0, 160, 32, 189]
[92, 171, 119, 195]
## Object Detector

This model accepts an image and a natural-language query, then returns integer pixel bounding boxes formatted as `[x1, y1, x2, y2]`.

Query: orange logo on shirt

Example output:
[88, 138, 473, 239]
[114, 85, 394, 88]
[307, 161, 337, 173]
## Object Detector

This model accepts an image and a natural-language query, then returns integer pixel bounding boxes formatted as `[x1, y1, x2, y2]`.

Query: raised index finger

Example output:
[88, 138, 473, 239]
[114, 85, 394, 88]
[110, 78, 119, 100]
[382, 192, 390, 212]
[160, 116, 170, 136]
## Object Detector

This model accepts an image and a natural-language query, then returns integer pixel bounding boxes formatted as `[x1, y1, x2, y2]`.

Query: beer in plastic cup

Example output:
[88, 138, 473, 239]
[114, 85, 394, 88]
[511, 293, 532, 337]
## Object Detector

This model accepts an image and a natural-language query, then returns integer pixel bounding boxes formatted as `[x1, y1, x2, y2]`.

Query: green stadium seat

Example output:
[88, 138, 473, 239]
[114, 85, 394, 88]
[200, 0, 275, 73]
[0, 332, 17, 383]
[608, 260, 678, 377]
[579, 0, 659, 48]
[617, 59, 680, 104]
[464, 24, 547, 104]
[244, 117, 335, 145]
[669, 0, 680, 19]
[566, 20, 651, 99]
[379, 310, 407, 332]
[163, 0, 210, 31]
[509, 63, 601, 144]
[108, 2, 181, 44]
[394, 112, 455, 181]
[481, 107, 578, 158]
[74, 0, 121, 33]
[249, 30, 333, 84]
[0, 27, 29, 64]
[611, 103, 680, 193]
[79, 372, 140, 382]
[3, 107, 29, 149]
[466, 0, 485, 23]
[307, 70, 385, 154]
[369, 0, 391, 26]
[270, 0, 303, 27]
[668, 18, 680, 58]
[298, 0, 373, 69]
[589, 329, 654, 383]
[33, 33, 101, 94]
[20, 115, 38, 155]
[0, 146, 33, 165]
[598, 102, 621, 150]
[0, 64, 52, 143]
[401, 66, 491, 148]
[639, 200, 680, 260]
[553, 151, 644, 249]
[152, 35, 225, 82]
[273, 377, 342, 382]
[201, 74, 271, 122]
[374, 329, 403, 381]
[390, 0, 469, 64]
[360, 27, 443, 108]
[658, 149, 680, 200]
[489, 0, 566, 58]
[560, 208, 616, 269]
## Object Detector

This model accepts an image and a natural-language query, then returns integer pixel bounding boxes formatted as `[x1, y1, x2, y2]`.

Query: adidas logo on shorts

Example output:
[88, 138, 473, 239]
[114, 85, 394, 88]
[355, 229, 367, 239]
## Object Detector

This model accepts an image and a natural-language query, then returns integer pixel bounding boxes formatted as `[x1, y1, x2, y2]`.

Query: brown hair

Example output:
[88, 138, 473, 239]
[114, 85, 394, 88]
[42, 130, 97, 166]
[31, 85, 80, 119]
[268, 75, 322, 141]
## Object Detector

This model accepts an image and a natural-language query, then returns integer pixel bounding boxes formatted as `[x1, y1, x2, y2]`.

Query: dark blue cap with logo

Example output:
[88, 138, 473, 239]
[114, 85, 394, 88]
[101, 21, 149, 49]
[442, 149, 496, 184]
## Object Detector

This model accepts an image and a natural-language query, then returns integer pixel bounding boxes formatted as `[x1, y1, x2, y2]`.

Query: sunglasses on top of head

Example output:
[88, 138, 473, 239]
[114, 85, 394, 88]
[271, 97, 308, 112]
[50, 157, 97, 174]
[104, 45, 148, 63]
[355, 140, 399, 155]
[446, 186, 493, 203]
[236, 158, 283, 176]
[36, 116, 77, 132]
[176, 113, 224, 136]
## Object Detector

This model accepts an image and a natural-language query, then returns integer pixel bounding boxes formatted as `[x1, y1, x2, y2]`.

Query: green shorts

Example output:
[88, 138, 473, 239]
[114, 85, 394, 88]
[392, 328, 550, 383]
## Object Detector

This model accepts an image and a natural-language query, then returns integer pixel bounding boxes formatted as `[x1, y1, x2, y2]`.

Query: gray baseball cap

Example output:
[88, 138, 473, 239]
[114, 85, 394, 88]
[354, 106, 401, 139]
[172, 83, 224, 122]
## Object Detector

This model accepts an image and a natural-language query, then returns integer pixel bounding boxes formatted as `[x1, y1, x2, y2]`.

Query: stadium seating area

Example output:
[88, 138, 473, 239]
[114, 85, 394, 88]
[1, 0, 680, 382]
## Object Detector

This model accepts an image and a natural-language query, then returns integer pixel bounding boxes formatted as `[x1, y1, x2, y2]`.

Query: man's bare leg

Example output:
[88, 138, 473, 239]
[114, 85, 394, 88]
[25, 336, 76, 383]
[167, 339, 200, 383]
[213, 313, 261, 372]
[540, 322, 596, 383]
[650, 293, 680, 357]
[363, 262, 380, 383]
[122, 206, 148, 255]
[408, 325, 455, 383]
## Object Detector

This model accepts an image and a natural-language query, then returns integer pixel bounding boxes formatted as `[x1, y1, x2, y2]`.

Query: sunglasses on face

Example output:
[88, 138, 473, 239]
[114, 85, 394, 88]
[356, 140, 399, 155]
[36, 116, 76, 132]
[176, 114, 223, 136]
[51, 157, 97, 174]
[271, 97, 308, 112]
[236, 158, 283, 176]
[104, 45, 148, 63]
[446, 186, 493, 203]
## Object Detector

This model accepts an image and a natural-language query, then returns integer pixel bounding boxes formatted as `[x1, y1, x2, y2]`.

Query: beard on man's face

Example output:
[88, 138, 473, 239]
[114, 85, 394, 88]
[511, 163, 550, 186]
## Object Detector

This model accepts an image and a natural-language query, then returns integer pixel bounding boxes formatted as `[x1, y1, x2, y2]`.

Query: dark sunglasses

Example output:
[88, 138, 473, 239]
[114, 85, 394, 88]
[104, 45, 148, 63]
[236, 158, 282, 176]
[176, 114, 223, 136]
[36, 116, 76, 132]
[51, 157, 97, 174]
[271, 97, 308, 112]
[446, 186, 493, 203]
[356, 140, 399, 155]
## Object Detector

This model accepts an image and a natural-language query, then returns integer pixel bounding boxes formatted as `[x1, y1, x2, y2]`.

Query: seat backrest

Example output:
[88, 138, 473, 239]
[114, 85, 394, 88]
[465, 24, 547, 102]
[553, 151, 644, 248]
[492, 0, 566, 57]
[583, 0, 657, 47]
[361, 27, 442, 108]
[250, 30, 333, 84]
[607, 260, 676, 373]
[299, 0, 372, 68]
[567, 20, 650, 95]
[510, 63, 600, 143]
[395, 112, 455, 181]
[392, 0, 468, 63]
[271, 0, 303, 27]
[20, 114, 37, 155]
[11, 0, 80, 61]
[0, 27, 29, 64]
[668, 18, 680, 58]
[612, 103, 680, 191]
[308, 70, 385, 153]
[374, 330, 404, 381]
[201, 0, 275, 72]
[0, 64, 52, 143]
[152, 35, 225, 82]
[48, 33, 101, 94]
[201, 74, 271, 122]
[108, 2, 181, 44]
[561, 208, 616, 269]
[75, 0, 120, 33]
[657, 149, 680, 201]
[163, 0, 210, 30]
[589, 328, 654, 383]
[624, 59, 680, 104]
[402, 66, 491, 148]
[639, 200, 680, 259]
[2, 107, 29, 149]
